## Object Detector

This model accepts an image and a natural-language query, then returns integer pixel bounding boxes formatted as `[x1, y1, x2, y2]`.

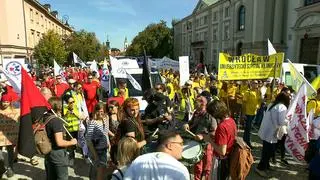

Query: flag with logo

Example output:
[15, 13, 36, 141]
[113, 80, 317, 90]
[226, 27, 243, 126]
[54, 60, 65, 79]
[73, 52, 87, 68]
[101, 58, 110, 92]
[2, 58, 24, 96]
[285, 83, 309, 162]
[126, 70, 142, 91]
[288, 60, 316, 97]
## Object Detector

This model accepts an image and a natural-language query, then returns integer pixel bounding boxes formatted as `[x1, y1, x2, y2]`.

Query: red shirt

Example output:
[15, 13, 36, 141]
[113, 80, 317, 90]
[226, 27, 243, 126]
[107, 96, 125, 106]
[83, 82, 99, 100]
[55, 83, 69, 97]
[214, 117, 237, 156]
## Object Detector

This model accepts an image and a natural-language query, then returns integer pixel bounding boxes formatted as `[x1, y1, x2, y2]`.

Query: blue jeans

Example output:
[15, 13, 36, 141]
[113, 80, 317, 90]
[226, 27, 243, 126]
[243, 115, 256, 145]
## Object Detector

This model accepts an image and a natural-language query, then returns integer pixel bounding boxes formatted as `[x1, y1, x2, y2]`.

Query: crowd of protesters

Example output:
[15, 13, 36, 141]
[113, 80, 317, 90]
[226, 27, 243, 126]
[0, 64, 319, 180]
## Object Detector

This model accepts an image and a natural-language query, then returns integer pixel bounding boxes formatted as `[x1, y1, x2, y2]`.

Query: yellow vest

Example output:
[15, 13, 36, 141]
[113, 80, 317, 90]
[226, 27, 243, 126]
[113, 88, 129, 99]
[63, 105, 80, 132]
[167, 83, 175, 100]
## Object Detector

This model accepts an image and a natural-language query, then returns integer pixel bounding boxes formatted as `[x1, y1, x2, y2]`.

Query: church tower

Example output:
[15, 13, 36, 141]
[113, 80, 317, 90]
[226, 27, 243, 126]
[124, 37, 129, 51]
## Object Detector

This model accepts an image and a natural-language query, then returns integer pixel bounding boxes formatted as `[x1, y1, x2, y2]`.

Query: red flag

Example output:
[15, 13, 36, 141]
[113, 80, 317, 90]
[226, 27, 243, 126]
[18, 68, 51, 157]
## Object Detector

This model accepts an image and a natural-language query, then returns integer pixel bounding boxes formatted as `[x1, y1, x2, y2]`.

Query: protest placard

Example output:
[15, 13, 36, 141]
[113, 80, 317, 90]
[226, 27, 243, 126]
[217, 53, 284, 80]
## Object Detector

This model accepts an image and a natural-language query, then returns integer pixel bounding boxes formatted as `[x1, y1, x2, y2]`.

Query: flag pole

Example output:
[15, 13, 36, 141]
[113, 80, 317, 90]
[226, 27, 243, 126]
[50, 109, 74, 139]
[271, 56, 278, 101]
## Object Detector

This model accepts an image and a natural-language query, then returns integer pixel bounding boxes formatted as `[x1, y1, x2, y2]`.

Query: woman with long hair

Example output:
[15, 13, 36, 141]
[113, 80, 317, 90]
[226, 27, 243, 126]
[111, 137, 140, 180]
[108, 100, 123, 165]
[86, 103, 110, 180]
[255, 92, 290, 178]
[118, 98, 146, 148]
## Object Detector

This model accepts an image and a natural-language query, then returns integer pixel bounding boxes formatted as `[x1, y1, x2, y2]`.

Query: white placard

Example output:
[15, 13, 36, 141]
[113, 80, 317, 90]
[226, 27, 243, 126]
[179, 56, 190, 87]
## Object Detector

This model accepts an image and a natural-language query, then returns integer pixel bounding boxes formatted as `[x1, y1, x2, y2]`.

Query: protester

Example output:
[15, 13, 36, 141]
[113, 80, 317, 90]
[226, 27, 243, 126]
[124, 130, 190, 179]
[83, 74, 100, 116]
[112, 80, 129, 99]
[183, 91, 217, 180]
[108, 100, 122, 164]
[54, 75, 69, 98]
[45, 97, 78, 180]
[86, 103, 110, 180]
[0, 94, 20, 177]
[118, 98, 146, 148]
[242, 80, 262, 148]
[256, 92, 290, 177]
[205, 100, 237, 180]
[111, 137, 140, 180]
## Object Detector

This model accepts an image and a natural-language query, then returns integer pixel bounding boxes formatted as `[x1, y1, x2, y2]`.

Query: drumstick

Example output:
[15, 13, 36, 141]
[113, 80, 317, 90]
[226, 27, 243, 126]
[185, 129, 196, 137]
[152, 128, 159, 137]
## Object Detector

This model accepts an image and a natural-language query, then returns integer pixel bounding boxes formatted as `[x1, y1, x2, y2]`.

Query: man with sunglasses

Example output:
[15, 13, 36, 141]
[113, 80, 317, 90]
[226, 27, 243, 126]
[124, 130, 190, 180]
[53, 75, 69, 98]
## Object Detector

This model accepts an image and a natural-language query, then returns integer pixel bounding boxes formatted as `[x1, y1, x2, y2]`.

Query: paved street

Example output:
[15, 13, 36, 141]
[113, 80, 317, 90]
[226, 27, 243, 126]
[0, 128, 308, 180]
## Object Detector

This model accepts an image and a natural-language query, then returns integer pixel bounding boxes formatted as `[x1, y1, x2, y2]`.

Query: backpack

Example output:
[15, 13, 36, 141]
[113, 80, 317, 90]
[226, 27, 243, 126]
[33, 115, 56, 155]
[229, 137, 254, 180]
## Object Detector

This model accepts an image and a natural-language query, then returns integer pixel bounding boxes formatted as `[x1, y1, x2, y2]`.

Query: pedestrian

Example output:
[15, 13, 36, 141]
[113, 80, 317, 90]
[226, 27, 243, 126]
[45, 97, 78, 180]
[83, 74, 100, 117]
[124, 130, 190, 180]
[111, 137, 140, 180]
[86, 103, 110, 180]
[255, 92, 290, 177]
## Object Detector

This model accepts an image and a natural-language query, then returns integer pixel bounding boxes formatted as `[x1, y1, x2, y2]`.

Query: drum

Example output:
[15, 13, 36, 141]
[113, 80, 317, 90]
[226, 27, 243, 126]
[181, 139, 203, 165]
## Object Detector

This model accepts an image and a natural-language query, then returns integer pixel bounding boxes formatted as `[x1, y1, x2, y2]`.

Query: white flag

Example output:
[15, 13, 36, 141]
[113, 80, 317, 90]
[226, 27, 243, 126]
[285, 83, 309, 162]
[54, 60, 65, 79]
[90, 60, 99, 78]
[125, 70, 142, 91]
[73, 52, 87, 68]
[204, 65, 208, 76]
[1, 58, 25, 97]
[268, 39, 277, 55]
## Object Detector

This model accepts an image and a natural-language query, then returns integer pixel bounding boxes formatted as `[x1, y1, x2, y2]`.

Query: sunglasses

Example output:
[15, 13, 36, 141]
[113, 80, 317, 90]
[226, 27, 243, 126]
[69, 101, 75, 104]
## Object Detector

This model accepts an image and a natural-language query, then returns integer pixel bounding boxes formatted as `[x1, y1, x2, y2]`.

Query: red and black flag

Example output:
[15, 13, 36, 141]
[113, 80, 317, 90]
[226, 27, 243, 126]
[19, 68, 51, 157]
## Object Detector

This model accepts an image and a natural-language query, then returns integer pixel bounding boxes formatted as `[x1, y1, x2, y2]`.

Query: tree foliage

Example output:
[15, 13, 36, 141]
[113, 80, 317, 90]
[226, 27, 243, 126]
[65, 29, 106, 62]
[33, 30, 67, 65]
[126, 21, 173, 58]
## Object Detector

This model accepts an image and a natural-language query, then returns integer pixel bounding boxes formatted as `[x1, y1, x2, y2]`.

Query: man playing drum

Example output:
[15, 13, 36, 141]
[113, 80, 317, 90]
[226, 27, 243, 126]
[183, 91, 217, 180]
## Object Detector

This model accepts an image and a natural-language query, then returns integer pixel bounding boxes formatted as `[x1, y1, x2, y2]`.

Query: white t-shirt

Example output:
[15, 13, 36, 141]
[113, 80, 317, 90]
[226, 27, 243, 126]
[124, 152, 190, 180]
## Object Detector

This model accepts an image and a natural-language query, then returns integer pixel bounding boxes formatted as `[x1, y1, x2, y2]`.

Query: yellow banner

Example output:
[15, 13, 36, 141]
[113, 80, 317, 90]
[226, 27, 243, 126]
[218, 53, 284, 80]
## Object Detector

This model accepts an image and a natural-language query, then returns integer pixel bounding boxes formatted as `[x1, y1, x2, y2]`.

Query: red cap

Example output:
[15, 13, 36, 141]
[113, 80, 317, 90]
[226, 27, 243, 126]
[1, 94, 13, 102]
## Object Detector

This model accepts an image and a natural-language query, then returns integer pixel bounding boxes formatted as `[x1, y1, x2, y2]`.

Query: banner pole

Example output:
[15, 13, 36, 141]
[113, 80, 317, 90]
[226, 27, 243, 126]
[271, 57, 278, 100]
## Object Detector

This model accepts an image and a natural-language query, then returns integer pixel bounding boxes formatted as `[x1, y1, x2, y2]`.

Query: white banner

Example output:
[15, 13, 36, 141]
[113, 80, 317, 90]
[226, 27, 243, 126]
[2, 58, 25, 96]
[285, 83, 309, 162]
[179, 56, 190, 87]
[73, 52, 87, 67]
[150, 57, 179, 71]
[101, 59, 110, 92]
[126, 70, 142, 91]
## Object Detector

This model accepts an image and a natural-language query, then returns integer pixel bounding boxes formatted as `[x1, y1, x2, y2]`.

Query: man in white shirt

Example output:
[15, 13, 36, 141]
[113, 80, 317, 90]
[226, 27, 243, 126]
[124, 130, 190, 180]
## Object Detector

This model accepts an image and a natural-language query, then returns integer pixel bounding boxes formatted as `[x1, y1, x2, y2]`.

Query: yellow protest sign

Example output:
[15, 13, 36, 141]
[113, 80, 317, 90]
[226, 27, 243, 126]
[218, 53, 284, 80]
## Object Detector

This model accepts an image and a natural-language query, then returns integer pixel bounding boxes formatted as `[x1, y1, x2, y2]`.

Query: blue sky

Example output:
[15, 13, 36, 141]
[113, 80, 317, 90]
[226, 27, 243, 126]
[40, 0, 198, 49]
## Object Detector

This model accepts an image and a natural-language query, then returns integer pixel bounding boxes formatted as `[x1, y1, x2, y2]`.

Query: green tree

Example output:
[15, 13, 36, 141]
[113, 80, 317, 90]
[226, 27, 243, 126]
[33, 30, 67, 65]
[65, 29, 103, 62]
[126, 20, 173, 58]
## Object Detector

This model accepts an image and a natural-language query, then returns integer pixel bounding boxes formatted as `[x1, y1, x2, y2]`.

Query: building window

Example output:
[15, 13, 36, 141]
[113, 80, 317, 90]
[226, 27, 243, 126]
[224, 24, 229, 40]
[204, 31, 208, 40]
[238, 6, 245, 31]
[30, 9, 34, 23]
[305, 0, 320, 6]
[36, 12, 39, 24]
[236, 42, 243, 56]
[212, 28, 217, 41]
[196, 33, 199, 41]
[212, 49, 217, 63]
[213, 11, 217, 21]
[204, 16, 208, 24]
[196, 19, 200, 27]
[225, 7, 230, 18]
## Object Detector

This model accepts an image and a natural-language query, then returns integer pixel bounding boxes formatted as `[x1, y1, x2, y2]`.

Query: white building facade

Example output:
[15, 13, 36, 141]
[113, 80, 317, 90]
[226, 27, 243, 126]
[173, 0, 320, 70]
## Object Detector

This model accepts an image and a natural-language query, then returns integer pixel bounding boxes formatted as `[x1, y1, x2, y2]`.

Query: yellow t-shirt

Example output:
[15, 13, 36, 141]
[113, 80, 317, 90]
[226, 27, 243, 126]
[243, 89, 261, 115]
[227, 84, 237, 98]
[199, 79, 206, 88]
